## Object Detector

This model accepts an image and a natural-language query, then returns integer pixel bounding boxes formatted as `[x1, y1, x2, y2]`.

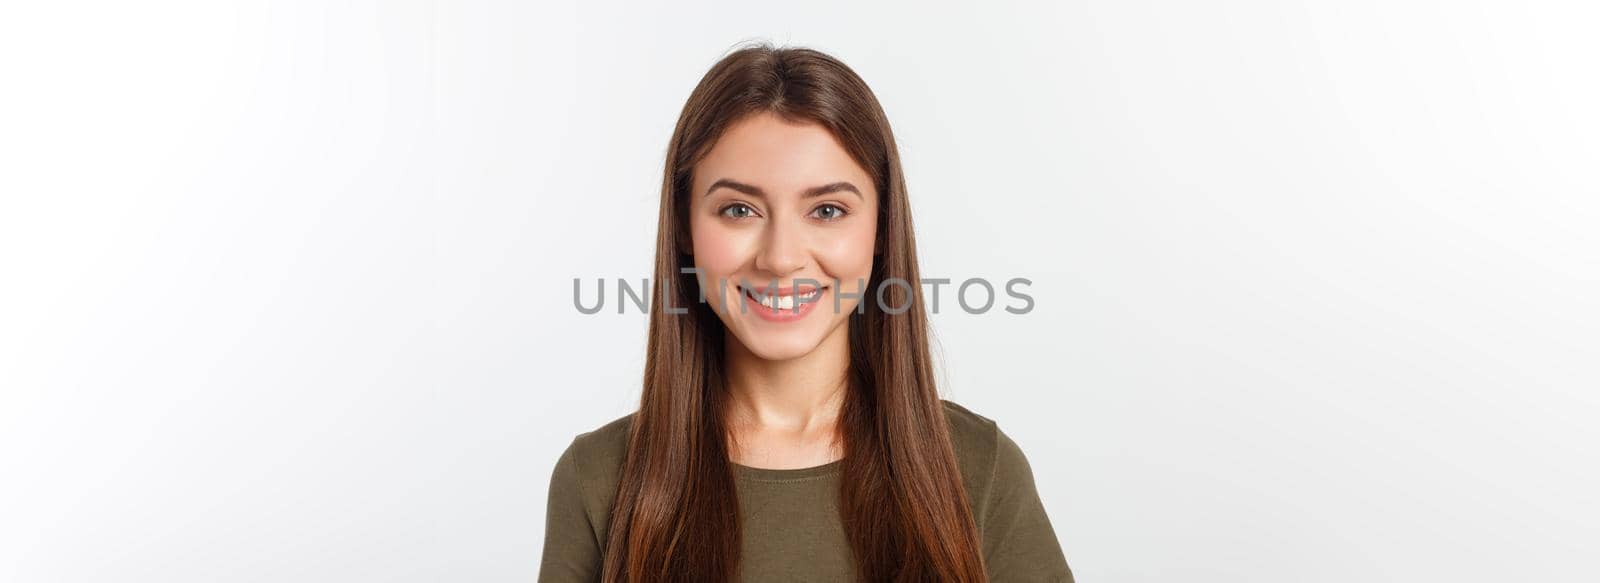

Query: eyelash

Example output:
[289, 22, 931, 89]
[718, 202, 850, 222]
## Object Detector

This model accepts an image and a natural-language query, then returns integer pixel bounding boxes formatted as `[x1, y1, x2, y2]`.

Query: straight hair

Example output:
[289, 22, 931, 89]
[600, 43, 988, 583]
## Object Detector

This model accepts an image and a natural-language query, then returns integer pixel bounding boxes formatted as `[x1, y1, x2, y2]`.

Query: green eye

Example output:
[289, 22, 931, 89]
[811, 204, 847, 221]
[721, 203, 757, 219]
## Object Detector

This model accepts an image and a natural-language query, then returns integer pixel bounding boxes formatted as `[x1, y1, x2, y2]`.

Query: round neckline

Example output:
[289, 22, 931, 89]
[731, 457, 845, 482]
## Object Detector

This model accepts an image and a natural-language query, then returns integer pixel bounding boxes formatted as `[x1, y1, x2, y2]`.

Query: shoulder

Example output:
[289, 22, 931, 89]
[940, 399, 999, 509]
[563, 410, 635, 471]
[552, 411, 635, 541]
[939, 399, 1036, 528]
[941, 401, 1070, 578]
[941, 398, 1000, 470]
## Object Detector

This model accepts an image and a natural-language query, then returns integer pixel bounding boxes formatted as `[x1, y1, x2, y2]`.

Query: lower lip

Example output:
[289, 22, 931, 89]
[741, 287, 827, 323]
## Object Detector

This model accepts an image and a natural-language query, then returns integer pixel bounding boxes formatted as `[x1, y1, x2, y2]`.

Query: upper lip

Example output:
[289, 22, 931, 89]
[739, 283, 826, 297]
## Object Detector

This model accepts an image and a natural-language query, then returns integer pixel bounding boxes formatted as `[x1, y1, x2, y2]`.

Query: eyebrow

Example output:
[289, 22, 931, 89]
[704, 178, 863, 201]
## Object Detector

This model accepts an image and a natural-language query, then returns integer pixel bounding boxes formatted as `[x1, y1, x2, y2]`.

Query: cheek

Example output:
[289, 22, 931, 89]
[688, 215, 753, 277]
[814, 220, 877, 280]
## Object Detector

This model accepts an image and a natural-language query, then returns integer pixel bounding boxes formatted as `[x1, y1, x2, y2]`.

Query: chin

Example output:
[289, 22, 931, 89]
[735, 333, 823, 362]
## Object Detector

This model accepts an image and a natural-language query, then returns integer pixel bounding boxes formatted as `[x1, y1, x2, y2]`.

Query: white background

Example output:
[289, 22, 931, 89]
[2, 1, 1596, 581]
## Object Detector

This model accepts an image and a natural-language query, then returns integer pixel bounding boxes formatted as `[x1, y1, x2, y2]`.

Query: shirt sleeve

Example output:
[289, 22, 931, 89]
[538, 437, 603, 583]
[981, 425, 1074, 582]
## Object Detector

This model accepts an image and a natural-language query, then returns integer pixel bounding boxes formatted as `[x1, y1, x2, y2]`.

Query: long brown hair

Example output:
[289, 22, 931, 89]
[601, 43, 987, 583]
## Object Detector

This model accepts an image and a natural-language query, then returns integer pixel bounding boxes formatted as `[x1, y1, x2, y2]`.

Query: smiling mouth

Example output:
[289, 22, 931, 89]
[738, 285, 827, 311]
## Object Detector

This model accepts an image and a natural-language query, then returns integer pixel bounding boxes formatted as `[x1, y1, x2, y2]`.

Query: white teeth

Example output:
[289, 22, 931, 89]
[744, 287, 823, 311]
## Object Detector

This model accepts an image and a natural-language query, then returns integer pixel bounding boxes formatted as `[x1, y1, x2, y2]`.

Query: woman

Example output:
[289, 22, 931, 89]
[540, 44, 1072, 582]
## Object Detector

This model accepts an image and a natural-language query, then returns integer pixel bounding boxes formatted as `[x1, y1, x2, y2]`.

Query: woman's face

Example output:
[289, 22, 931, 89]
[687, 112, 879, 362]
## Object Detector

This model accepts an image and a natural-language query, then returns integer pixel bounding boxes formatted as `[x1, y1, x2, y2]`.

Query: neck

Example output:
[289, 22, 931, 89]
[721, 324, 850, 435]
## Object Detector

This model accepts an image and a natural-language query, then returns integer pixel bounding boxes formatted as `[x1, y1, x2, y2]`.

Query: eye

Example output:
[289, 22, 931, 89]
[810, 203, 848, 222]
[719, 202, 759, 220]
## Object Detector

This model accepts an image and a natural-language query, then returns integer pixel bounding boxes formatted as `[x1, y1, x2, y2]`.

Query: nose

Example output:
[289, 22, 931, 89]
[754, 214, 807, 277]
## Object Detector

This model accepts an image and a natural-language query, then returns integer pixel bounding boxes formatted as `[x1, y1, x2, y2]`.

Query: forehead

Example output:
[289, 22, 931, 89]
[692, 112, 875, 197]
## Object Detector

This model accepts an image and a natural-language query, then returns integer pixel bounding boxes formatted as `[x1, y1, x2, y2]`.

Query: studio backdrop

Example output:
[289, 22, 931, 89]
[1, 1, 1596, 581]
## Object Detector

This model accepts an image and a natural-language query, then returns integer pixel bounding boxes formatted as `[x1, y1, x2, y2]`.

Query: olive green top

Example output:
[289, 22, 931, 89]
[539, 400, 1073, 582]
